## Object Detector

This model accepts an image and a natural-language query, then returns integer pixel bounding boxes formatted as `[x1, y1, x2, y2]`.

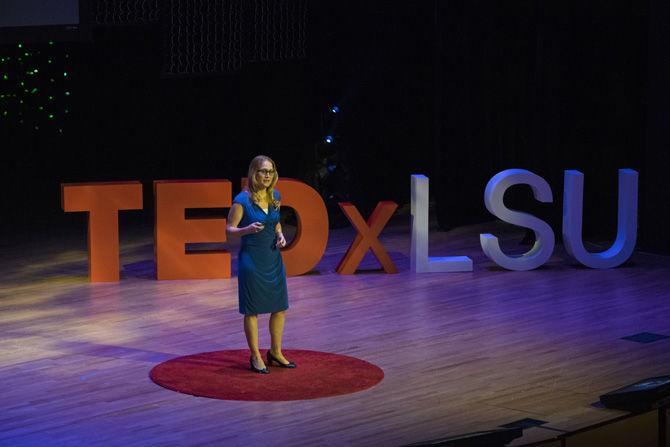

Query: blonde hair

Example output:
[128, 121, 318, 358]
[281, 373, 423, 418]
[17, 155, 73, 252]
[247, 155, 280, 209]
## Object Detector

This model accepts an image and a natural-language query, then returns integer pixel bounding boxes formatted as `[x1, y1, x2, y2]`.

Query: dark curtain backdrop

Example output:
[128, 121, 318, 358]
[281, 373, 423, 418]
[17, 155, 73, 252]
[1, 1, 435, 241]
[434, 0, 648, 244]
[2, 0, 669, 253]
[644, 0, 670, 252]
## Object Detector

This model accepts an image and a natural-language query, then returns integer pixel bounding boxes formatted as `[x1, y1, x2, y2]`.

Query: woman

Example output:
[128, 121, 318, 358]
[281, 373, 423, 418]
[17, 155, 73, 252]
[227, 155, 296, 374]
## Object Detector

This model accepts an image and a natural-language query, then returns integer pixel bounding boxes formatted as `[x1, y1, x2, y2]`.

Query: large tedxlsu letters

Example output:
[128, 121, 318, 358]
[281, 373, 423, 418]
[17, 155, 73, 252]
[62, 168, 638, 282]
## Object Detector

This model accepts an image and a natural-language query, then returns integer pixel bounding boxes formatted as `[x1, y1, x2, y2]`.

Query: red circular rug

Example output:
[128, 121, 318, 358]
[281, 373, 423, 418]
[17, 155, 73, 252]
[149, 349, 384, 401]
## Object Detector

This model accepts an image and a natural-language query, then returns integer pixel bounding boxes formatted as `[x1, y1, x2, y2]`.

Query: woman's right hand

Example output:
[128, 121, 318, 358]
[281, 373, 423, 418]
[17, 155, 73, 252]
[246, 222, 265, 235]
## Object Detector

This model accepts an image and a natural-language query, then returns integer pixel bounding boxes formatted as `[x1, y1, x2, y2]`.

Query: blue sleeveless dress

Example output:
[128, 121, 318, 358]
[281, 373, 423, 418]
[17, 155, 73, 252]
[233, 190, 289, 315]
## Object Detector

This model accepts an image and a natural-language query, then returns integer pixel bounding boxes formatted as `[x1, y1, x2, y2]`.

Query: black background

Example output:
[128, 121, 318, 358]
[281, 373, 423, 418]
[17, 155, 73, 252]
[2, 0, 669, 253]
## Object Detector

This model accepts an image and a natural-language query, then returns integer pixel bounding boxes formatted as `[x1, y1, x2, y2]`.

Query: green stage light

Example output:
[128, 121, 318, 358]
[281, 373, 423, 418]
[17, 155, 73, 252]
[2, 42, 72, 133]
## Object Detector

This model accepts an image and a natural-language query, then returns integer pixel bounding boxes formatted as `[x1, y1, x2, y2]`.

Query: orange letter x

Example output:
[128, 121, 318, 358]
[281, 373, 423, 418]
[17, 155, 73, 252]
[336, 201, 398, 274]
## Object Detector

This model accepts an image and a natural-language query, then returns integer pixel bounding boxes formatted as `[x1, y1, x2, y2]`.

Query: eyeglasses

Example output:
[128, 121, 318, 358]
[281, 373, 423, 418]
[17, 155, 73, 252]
[257, 169, 275, 177]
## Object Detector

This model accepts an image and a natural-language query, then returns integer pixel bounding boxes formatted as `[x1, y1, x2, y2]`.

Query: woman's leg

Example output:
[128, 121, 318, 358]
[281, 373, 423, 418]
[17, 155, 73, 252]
[269, 311, 289, 363]
[244, 314, 265, 368]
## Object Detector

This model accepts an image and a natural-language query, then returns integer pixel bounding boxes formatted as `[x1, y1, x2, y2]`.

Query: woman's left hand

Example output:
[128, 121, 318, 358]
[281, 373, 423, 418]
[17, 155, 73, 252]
[276, 232, 287, 248]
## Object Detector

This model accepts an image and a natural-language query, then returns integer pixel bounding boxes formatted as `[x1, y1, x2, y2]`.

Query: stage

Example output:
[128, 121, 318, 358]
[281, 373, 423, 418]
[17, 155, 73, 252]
[1, 215, 669, 446]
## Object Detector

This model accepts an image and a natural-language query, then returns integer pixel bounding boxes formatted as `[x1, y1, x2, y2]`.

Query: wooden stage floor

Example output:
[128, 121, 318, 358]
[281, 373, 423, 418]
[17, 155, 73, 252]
[1, 215, 669, 446]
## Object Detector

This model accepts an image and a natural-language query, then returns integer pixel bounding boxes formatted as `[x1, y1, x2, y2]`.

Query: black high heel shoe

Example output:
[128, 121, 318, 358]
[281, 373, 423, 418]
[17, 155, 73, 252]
[267, 350, 296, 368]
[250, 356, 269, 374]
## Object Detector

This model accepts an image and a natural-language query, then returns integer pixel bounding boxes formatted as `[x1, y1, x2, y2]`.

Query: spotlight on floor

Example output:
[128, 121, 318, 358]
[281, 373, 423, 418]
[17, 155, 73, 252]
[600, 375, 670, 413]
[402, 427, 523, 447]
